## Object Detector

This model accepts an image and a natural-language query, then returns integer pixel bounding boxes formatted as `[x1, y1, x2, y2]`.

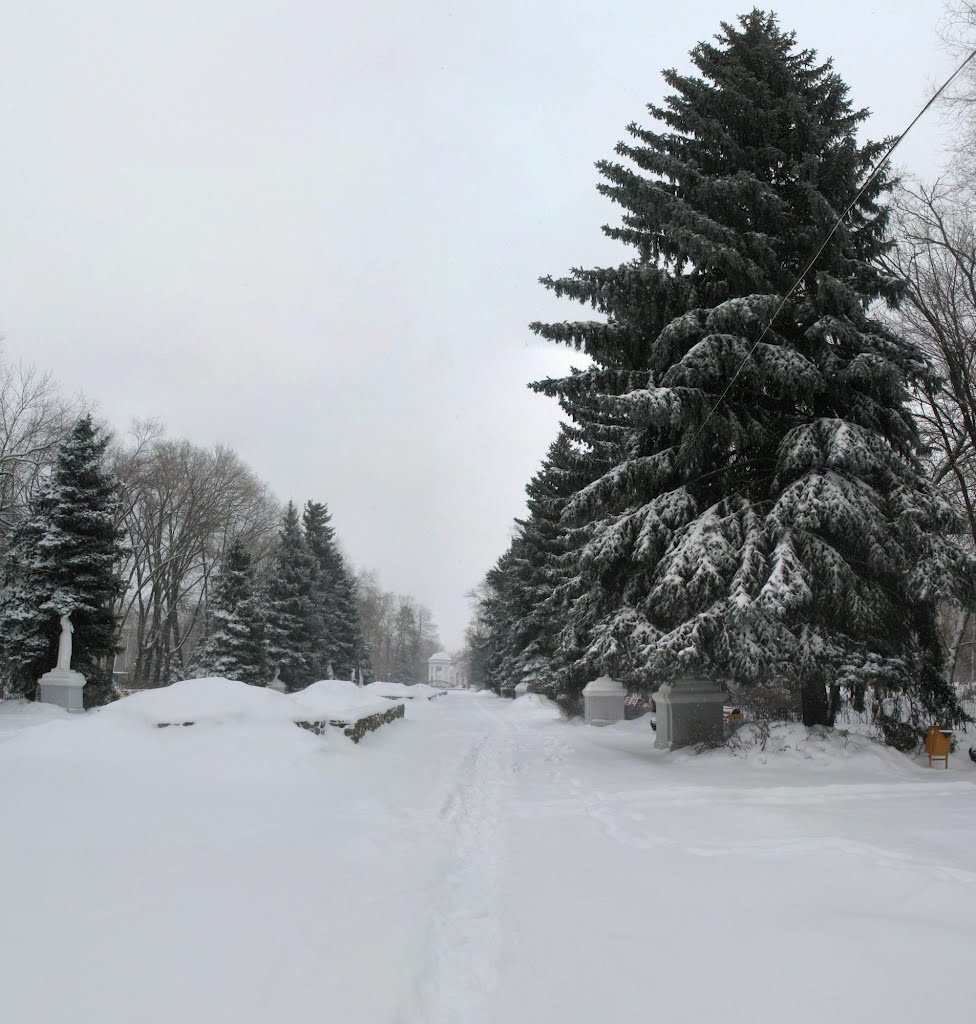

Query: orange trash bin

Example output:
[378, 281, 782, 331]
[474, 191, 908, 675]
[924, 726, 952, 769]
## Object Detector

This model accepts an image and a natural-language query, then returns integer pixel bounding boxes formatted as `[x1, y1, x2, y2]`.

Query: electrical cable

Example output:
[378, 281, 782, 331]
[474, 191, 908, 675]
[678, 45, 976, 463]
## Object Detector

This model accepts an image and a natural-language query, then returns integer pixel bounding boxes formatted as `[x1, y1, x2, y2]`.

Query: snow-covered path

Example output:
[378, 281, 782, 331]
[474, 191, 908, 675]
[395, 699, 515, 1024]
[493, 703, 976, 1022]
[1, 691, 975, 1023]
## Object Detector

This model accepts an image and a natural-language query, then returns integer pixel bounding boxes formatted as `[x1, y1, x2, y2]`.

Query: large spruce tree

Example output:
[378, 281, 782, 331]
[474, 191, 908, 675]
[262, 502, 319, 691]
[302, 501, 339, 679]
[194, 537, 267, 684]
[0, 415, 126, 706]
[523, 10, 976, 741]
[301, 500, 367, 681]
[476, 426, 593, 703]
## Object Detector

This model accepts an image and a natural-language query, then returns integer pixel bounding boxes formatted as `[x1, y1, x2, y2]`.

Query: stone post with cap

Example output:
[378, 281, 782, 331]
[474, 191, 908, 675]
[582, 675, 626, 725]
[651, 677, 727, 750]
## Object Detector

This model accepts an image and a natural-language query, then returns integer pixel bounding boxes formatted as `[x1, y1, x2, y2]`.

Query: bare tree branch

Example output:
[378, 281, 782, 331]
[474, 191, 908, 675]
[110, 427, 280, 684]
[0, 358, 81, 538]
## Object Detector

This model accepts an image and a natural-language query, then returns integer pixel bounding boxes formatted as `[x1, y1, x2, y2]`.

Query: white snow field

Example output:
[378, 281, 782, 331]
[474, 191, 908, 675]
[1, 685, 974, 1024]
[365, 680, 445, 700]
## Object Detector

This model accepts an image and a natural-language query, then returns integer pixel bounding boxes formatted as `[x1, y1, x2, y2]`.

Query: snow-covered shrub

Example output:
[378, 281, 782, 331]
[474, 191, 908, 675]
[727, 681, 801, 725]
[552, 689, 583, 719]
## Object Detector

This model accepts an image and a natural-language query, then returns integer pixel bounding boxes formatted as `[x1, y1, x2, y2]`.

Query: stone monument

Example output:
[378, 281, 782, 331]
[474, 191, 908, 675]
[582, 675, 626, 726]
[38, 612, 87, 713]
[514, 680, 530, 698]
[651, 677, 727, 750]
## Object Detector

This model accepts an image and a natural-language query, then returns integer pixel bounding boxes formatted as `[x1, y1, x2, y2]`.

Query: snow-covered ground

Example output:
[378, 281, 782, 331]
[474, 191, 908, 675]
[365, 680, 445, 700]
[1, 688, 973, 1023]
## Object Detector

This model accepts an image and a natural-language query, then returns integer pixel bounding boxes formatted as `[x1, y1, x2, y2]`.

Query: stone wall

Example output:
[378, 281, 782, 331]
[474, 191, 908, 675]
[294, 702, 405, 744]
[154, 703, 406, 744]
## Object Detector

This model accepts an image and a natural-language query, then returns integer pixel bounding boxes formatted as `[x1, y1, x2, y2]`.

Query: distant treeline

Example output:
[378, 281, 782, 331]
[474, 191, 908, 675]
[0, 378, 440, 700]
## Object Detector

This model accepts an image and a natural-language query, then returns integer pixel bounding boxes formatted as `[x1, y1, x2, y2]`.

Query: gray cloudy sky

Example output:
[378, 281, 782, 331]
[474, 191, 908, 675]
[0, 0, 956, 647]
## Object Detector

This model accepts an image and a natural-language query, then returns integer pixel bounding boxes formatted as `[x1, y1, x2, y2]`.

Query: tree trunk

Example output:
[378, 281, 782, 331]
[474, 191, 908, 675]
[827, 684, 841, 726]
[852, 682, 866, 714]
[801, 679, 831, 727]
[946, 609, 970, 684]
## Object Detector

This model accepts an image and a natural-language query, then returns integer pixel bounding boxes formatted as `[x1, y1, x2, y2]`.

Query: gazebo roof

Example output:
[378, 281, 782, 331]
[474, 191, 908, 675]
[427, 651, 452, 663]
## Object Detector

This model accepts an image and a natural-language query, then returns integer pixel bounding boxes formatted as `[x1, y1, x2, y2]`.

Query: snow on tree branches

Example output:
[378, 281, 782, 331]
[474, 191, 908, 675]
[475, 11, 976, 744]
[0, 415, 126, 706]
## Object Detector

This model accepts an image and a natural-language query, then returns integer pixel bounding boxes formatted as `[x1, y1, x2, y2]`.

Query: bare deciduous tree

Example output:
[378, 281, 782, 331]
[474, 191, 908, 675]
[0, 359, 80, 539]
[355, 569, 440, 682]
[939, 2, 976, 175]
[884, 181, 976, 506]
[882, 179, 976, 679]
[112, 426, 280, 684]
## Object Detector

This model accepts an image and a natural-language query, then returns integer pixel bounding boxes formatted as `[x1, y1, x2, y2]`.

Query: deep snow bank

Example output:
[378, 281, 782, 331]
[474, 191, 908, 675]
[365, 681, 444, 700]
[292, 679, 403, 723]
[724, 721, 920, 772]
[0, 697, 71, 738]
[96, 676, 404, 731]
[510, 693, 563, 720]
[98, 676, 296, 725]
[568, 712, 931, 784]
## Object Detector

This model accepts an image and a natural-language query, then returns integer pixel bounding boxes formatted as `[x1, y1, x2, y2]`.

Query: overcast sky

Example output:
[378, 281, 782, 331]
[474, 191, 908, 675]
[0, 0, 958, 647]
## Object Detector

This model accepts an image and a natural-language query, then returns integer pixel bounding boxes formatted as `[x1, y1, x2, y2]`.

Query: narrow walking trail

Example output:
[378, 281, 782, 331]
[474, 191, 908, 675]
[1, 690, 975, 1024]
[394, 698, 516, 1024]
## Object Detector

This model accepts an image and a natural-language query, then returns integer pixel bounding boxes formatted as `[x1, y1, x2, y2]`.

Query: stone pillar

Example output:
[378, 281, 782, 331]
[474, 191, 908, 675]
[582, 676, 626, 726]
[38, 668, 87, 713]
[652, 677, 726, 750]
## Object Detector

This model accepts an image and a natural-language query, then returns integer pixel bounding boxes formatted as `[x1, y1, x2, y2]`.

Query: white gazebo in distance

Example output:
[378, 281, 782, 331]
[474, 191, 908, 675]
[427, 651, 465, 688]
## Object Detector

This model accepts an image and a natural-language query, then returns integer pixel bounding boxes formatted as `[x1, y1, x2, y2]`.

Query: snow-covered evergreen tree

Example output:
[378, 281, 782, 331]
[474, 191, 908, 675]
[474, 425, 593, 704]
[262, 501, 319, 691]
[0, 414, 126, 705]
[339, 569, 372, 684]
[301, 501, 339, 679]
[519, 11, 976, 741]
[193, 537, 267, 684]
[469, 562, 515, 696]
[302, 500, 369, 681]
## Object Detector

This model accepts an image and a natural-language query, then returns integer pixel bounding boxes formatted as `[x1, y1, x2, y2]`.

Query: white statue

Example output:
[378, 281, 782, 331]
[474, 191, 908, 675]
[37, 610, 86, 712]
[269, 665, 287, 693]
[56, 613, 74, 671]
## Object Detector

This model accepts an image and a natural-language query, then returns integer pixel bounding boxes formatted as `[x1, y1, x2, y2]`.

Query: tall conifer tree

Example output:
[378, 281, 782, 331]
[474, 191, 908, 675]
[339, 570, 372, 684]
[194, 537, 267, 684]
[475, 425, 592, 701]
[263, 501, 318, 691]
[0, 415, 126, 706]
[302, 500, 368, 680]
[302, 501, 339, 679]
[522, 11, 976, 741]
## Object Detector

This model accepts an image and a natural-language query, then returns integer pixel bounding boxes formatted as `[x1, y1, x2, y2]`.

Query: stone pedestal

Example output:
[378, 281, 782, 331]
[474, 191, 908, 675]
[38, 668, 87, 713]
[652, 677, 726, 750]
[583, 675, 626, 726]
